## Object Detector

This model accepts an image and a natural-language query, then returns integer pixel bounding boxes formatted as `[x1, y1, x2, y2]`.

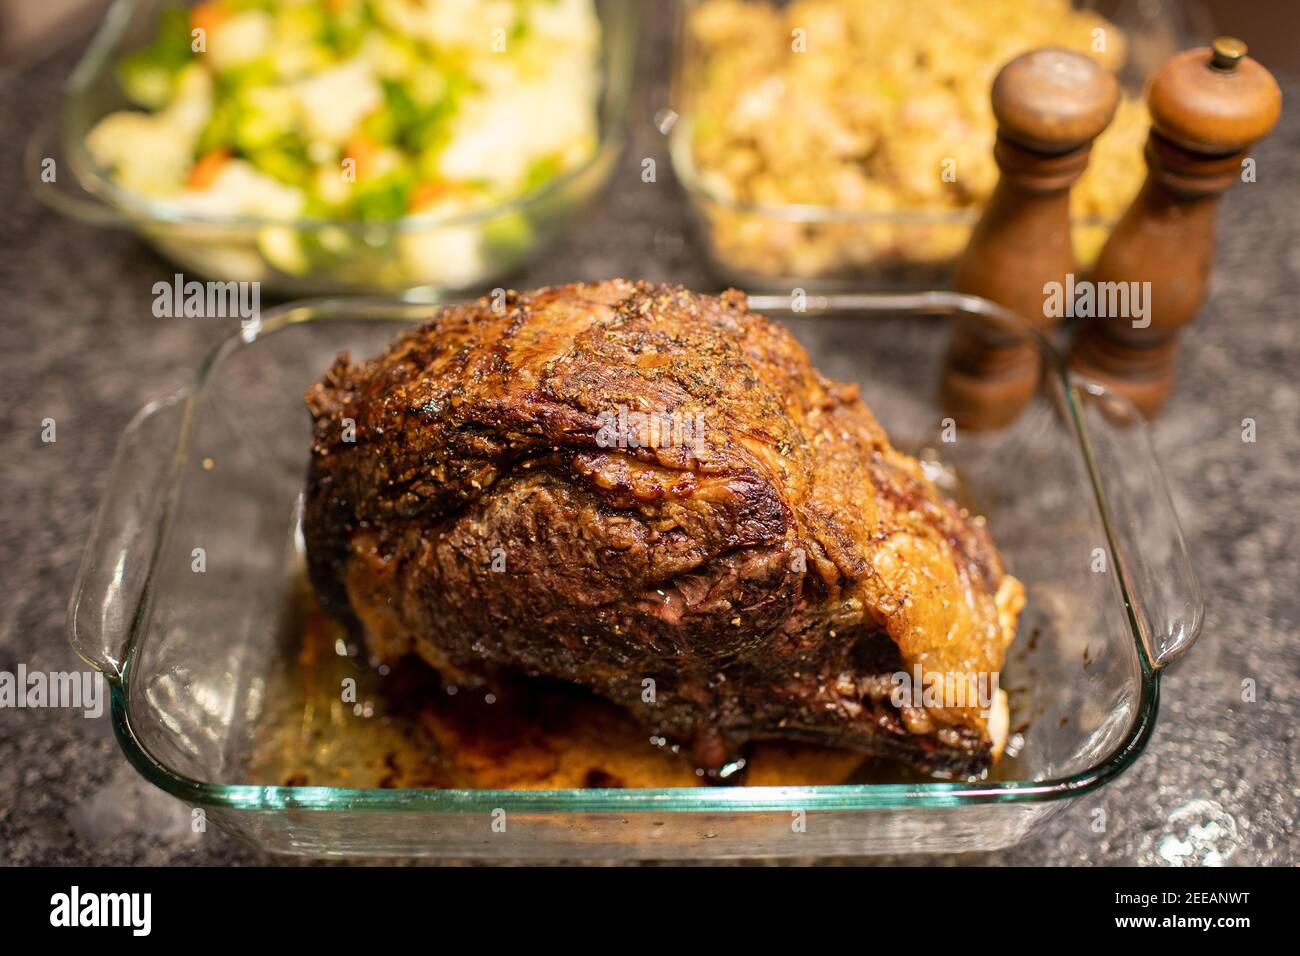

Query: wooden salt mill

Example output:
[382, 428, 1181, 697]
[1070, 37, 1282, 417]
[941, 48, 1119, 429]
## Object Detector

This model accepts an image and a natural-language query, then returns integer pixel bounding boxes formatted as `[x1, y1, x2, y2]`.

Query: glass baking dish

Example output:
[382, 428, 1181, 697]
[26, 0, 639, 299]
[69, 291, 1201, 859]
[666, 0, 1196, 291]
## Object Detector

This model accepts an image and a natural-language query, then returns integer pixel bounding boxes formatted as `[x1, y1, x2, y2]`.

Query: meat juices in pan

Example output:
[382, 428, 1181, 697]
[303, 280, 1024, 779]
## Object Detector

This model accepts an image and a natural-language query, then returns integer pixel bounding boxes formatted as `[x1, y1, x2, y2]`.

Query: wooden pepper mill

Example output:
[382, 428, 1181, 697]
[941, 48, 1119, 429]
[1070, 37, 1282, 417]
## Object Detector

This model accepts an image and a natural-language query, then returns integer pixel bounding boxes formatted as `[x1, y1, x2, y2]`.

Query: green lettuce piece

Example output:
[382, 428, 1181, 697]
[196, 96, 239, 154]
[247, 145, 310, 186]
[115, 6, 194, 109]
[351, 165, 416, 221]
[320, 0, 372, 54]
[215, 56, 276, 89]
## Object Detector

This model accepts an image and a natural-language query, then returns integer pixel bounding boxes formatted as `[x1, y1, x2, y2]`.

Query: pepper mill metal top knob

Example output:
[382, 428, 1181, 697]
[993, 47, 1122, 154]
[941, 48, 1118, 430]
[1148, 37, 1281, 154]
[1070, 37, 1281, 418]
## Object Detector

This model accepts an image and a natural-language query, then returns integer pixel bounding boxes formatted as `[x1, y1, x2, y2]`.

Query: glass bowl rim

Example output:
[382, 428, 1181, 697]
[82, 294, 1167, 814]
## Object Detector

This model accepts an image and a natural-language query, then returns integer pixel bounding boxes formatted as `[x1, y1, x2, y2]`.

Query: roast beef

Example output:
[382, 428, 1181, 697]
[303, 280, 1024, 778]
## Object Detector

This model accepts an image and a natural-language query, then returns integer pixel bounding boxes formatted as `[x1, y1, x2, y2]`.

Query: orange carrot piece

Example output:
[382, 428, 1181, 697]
[190, 2, 228, 40]
[409, 180, 453, 212]
[186, 149, 231, 190]
[343, 135, 382, 182]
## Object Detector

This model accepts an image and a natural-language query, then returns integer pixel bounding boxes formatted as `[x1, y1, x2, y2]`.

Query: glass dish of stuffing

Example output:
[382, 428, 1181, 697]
[27, 0, 639, 297]
[669, 0, 1192, 290]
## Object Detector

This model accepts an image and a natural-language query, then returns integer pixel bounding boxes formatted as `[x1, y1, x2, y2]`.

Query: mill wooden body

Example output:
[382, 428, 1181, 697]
[941, 48, 1119, 429]
[1070, 38, 1281, 417]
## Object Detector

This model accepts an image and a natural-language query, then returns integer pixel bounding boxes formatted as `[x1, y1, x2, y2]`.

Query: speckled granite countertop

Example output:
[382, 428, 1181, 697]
[1, 17, 1296, 866]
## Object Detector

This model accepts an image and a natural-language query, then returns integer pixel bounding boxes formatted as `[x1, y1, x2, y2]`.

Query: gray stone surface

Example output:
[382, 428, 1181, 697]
[1, 17, 1296, 866]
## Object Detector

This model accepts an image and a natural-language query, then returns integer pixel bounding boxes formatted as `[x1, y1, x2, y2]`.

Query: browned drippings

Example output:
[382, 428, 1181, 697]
[248, 599, 879, 790]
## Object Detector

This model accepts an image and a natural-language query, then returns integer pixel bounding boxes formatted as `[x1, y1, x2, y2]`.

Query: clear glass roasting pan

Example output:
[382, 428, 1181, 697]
[69, 292, 1201, 859]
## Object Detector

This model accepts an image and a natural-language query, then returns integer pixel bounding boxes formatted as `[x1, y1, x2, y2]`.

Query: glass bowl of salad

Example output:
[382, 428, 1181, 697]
[32, 0, 639, 297]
